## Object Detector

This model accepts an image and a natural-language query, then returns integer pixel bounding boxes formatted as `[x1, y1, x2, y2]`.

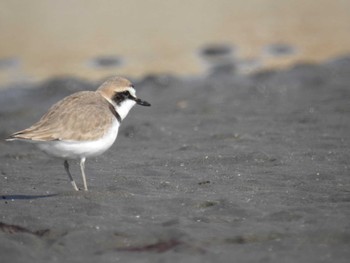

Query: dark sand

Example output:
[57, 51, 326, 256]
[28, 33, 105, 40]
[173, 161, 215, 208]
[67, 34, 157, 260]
[0, 56, 350, 262]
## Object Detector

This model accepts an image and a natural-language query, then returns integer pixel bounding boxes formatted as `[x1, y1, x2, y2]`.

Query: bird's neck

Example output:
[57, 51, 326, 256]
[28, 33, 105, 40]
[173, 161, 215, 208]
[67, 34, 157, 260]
[115, 100, 136, 120]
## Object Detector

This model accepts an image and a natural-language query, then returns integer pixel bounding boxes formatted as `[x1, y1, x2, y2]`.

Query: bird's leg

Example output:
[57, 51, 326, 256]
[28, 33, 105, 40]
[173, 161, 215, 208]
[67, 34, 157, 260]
[80, 157, 88, 191]
[64, 160, 79, 191]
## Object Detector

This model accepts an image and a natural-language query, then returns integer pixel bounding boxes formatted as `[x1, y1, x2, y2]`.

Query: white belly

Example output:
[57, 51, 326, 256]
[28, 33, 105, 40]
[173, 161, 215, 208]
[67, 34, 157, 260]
[37, 121, 119, 159]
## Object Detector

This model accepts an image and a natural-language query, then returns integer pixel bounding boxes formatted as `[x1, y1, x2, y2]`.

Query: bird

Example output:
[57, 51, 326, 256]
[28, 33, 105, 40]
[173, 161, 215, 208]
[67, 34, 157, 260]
[6, 76, 151, 191]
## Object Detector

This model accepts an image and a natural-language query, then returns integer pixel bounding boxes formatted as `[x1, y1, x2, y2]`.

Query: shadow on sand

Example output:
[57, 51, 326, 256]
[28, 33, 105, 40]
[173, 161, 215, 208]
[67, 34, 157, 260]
[1, 194, 58, 200]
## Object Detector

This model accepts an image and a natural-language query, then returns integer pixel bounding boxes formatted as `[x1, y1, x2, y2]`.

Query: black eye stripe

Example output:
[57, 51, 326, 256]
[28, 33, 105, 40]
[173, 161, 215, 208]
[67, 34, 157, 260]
[112, 92, 124, 105]
[112, 90, 134, 105]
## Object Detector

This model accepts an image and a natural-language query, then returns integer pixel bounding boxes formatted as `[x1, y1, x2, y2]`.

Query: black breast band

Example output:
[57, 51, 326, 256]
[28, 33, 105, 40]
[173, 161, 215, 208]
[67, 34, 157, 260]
[108, 103, 122, 123]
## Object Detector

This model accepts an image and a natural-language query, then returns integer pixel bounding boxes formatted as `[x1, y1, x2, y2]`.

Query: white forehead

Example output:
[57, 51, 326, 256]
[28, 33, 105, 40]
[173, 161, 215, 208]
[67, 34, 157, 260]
[127, 87, 136, 97]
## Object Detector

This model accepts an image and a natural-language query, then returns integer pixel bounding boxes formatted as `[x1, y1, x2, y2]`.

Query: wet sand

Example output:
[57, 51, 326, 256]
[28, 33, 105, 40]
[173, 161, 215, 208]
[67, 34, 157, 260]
[0, 55, 350, 262]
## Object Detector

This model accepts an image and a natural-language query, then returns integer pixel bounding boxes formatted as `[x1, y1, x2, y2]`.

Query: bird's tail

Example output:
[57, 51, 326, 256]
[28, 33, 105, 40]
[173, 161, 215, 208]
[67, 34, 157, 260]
[5, 129, 36, 141]
[6, 133, 26, 141]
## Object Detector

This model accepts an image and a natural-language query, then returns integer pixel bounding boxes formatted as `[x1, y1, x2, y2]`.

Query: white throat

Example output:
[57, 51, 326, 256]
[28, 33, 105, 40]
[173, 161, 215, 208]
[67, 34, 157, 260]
[116, 99, 136, 120]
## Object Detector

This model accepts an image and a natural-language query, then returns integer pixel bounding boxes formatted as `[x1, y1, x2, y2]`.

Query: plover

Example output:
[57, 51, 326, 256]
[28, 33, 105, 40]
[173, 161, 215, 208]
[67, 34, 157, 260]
[6, 76, 150, 191]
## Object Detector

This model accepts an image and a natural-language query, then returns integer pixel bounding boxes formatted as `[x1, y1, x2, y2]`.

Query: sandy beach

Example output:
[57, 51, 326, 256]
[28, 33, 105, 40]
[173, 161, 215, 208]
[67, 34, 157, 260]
[1, 0, 350, 261]
[1, 54, 350, 262]
[1, 0, 350, 86]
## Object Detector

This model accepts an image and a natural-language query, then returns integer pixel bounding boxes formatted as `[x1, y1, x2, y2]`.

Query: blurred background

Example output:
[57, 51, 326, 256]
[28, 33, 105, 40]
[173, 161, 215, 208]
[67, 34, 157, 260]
[0, 0, 349, 88]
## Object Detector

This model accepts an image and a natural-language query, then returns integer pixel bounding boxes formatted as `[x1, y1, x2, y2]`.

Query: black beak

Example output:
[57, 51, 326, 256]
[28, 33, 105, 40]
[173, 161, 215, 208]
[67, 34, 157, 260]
[135, 98, 151, 106]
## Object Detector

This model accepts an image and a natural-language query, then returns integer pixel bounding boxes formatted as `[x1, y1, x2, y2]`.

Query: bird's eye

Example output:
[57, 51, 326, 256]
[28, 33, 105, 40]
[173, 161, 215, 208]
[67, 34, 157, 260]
[123, 91, 130, 97]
